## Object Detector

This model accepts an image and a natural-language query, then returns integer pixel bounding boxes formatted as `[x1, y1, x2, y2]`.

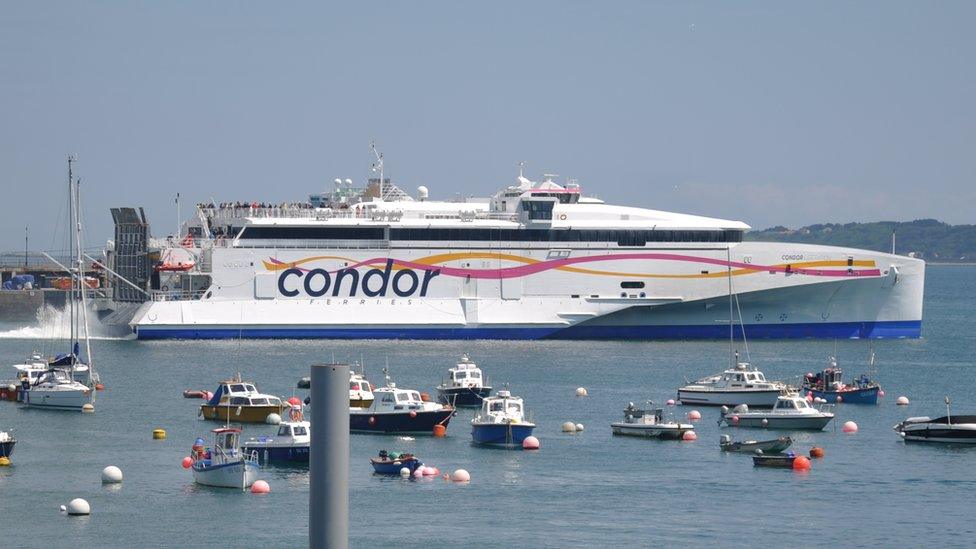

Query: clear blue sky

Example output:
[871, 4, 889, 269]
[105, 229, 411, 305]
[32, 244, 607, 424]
[2, 1, 973, 252]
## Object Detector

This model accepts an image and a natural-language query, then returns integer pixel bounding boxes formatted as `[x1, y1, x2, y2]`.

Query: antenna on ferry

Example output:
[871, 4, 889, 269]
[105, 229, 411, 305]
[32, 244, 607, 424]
[518, 161, 526, 178]
[370, 140, 384, 199]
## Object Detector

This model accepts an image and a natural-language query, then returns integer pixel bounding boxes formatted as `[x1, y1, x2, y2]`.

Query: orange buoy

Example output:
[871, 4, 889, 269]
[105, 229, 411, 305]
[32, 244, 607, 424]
[287, 396, 302, 407]
[792, 456, 811, 470]
[809, 447, 825, 458]
[181, 456, 192, 469]
[432, 424, 447, 437]
[95, 383, 105, 391]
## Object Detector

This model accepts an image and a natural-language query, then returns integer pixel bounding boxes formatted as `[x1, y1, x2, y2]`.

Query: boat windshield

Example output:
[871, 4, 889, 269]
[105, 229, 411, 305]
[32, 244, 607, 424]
[410, 391, 421, 401]
[251, 398, 268, 405]
[350, 382, 360, 390]
[508, 402, 522, 414]
[293, 425, 307, 436]
[277, 425, 292, 436]
[244, 384, 256, 392]
[231, 384, 246, 392]
[230, 397, 248, 405]
[395, 393, 409, 402]
[490, 401, 504, 412]
[775, 400, 797, 410]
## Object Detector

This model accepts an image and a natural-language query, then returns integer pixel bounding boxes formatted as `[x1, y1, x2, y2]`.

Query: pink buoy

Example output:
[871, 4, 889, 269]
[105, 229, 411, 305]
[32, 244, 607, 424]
[522, 436, 541, 450]
[805, 395, 813, 403]
[666, 399, 676, 406]
[682, 430, 697, 441]
[687, 410, 702, 421]
[181, 456, 192, 469]
[251, 480, 270, 494]
[452, 469, 471, 482]
[836, 395, 843, 403]
[409, 410, 418, 418]
[412, 468, 424, 479]
[731, 415, 740, 424]
[842, 420, 858, 433]
[878, 390, 886, 398]
[286, 396, 301, 407]
[806, 391, 813, 398]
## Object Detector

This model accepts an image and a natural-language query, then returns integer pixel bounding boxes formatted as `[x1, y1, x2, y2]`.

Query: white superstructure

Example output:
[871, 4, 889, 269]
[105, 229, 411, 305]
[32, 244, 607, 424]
[123, 164, 924, 340]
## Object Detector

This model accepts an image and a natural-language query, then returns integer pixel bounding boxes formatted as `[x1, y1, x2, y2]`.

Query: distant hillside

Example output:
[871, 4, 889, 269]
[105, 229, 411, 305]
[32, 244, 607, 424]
[745, 219, 975, 262]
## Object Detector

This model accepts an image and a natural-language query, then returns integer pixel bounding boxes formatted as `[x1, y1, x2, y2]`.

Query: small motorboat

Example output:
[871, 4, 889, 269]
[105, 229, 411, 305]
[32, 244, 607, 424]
[200, 374, 287, 423]
[677, 356, 787, 407]
[801, 355, 880, 405]
[436, 354, 492, 407]
[722, 394, 835, 431]
[190, 428, 260, 489]
[243, 420, 310, 464]
[349, 370, 454, 435]
[296, 370, 374, 408]
[470, 390, 535, 447]
[894, 397, 976, 444]
[370, 450, 423, 475]
[610, 401, 694, 439]
[720, 434, 792, 454]
[752, 452, 801, 468]
[0, 431, 15, 458]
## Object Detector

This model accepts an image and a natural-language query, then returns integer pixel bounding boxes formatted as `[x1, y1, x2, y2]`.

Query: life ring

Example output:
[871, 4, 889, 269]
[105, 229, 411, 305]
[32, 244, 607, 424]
[558, 214, 567, 220]
[161, 285, 169, 292]
[289, 407, 302, 421]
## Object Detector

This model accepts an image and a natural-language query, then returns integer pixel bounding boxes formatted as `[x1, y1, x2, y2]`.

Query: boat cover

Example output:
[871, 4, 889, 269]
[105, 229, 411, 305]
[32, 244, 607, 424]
[2, 275, 35, 290]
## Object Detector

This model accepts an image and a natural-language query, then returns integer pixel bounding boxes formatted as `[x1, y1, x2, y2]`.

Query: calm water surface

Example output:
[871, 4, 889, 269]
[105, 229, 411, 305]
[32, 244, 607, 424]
[0, 265, 974, 548]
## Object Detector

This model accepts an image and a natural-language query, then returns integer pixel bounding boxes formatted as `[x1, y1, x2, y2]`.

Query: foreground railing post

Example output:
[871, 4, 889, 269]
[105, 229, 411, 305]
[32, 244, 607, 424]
[310, 363, 349, 549]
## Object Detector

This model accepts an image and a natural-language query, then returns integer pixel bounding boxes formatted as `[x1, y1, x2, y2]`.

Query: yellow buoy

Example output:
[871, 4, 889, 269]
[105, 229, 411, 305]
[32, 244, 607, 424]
[0, 456, 10, 466]
[152, 429, 167, 440]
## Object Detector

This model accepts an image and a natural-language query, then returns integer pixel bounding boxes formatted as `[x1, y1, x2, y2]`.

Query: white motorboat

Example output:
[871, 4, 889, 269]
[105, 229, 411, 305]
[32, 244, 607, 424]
[297, 369, 374, 408]
[611, 401, 694, 439]
[894, 397, 976, 443]
[349, 370, 455, 434]
[470, 390, 535, 446]
[678, 359, 787, 407]
[190, 428, 260, 489]
[436, 354, 492, 407]
[722, 394, 835, 430]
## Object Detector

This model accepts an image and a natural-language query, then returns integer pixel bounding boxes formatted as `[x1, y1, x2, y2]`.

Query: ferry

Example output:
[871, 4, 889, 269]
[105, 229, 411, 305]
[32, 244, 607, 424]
[106, 150, 925, 340]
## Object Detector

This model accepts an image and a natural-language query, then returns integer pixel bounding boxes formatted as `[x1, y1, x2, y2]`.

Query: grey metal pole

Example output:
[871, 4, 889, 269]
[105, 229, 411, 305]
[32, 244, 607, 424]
[310, 363, 349, 549]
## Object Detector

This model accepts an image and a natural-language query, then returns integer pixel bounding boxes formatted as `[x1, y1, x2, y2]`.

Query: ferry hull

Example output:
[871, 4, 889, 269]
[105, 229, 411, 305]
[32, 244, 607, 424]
[131, 242, 924, 341]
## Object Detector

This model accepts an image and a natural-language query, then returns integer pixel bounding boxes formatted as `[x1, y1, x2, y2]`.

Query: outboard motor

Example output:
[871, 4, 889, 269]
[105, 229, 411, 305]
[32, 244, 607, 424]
[720, 434, 731, 445]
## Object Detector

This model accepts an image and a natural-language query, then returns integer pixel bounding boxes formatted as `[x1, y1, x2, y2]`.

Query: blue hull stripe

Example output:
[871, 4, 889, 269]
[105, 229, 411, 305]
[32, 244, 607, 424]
[137, 320, 921, 340]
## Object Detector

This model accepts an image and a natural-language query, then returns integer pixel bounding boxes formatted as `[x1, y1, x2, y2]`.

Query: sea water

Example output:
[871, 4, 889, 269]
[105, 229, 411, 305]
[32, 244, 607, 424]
[0, 265, 973, 548]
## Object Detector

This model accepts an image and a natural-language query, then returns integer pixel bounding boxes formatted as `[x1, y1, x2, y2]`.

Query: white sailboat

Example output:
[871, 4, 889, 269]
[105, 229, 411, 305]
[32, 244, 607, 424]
[677, 248, 788, 407]
[23, 157, 97, 411]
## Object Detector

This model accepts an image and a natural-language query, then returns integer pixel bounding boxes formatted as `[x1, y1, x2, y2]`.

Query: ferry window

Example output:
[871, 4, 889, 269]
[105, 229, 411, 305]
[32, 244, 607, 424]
[240, 226, 385, 240]
[293, 426, 308, 436]
[620, 281, 645, 289]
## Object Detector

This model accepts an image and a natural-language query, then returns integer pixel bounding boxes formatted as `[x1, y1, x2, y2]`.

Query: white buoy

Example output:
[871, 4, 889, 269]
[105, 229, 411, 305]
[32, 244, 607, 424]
[81, 403, 94, 414]
[575, 423, 584, 432]
[666, 399, 676, 406]
[452, 469, 471, 482]
[896, 396, 910, 406]
[761, 418, 769, 427]
[101, 465, 123, 484]
[575, 387, 588, 397]
[561, 421, 577, 433]
[399, 467, 411, 477]
[265, 413, 282, 425]
[65, 498, 90, 516]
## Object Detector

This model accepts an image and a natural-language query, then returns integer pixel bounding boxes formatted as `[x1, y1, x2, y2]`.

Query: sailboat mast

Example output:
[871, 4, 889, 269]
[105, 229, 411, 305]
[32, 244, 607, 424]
[727, 246, 734, 367]
[75, 177, 94, 387]
[67, 155, 76, 348]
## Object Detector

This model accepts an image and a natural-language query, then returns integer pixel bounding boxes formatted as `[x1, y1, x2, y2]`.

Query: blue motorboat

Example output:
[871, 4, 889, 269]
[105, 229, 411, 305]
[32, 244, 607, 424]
[471, 390, 536, 447]
[370, 450, 423, 475]
[242, 420, 310, 464]
[802, 355, 880, 405]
